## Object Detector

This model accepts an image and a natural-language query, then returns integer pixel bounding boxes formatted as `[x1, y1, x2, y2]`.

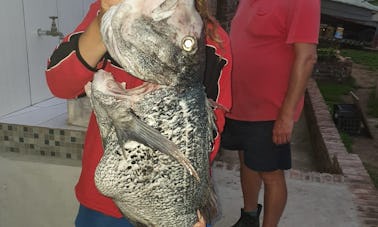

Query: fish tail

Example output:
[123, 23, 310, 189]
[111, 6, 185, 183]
[199, 178, 219, 224]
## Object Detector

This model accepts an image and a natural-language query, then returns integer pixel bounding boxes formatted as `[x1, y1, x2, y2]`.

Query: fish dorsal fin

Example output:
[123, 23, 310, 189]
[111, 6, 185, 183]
[150, 0, 178, 21]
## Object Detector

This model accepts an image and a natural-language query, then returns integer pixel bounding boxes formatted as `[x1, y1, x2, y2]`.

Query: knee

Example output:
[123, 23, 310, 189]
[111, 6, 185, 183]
[259, 170, 285, 185]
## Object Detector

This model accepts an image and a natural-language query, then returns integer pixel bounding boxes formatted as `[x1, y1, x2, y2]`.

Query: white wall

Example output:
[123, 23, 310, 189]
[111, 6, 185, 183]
[0, 0, 93, 116]
[0, 1, 31, 117]
[23, 0, 61, 105]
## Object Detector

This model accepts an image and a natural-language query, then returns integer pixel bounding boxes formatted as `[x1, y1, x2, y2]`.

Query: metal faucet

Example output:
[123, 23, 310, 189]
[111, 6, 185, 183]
[37, 16, 64, 39]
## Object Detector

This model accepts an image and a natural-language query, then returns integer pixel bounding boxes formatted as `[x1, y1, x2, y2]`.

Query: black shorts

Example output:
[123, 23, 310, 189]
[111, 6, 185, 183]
[221, 118, 291, 171]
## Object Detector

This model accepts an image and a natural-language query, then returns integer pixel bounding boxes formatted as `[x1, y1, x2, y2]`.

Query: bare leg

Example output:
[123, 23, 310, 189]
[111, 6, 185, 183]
[238, 151, 262, 211]
[260, 170, 287, 227]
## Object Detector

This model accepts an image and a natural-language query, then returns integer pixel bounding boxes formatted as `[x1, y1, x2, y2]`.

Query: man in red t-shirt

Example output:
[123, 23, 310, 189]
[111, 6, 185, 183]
[221, 0, 320, 226]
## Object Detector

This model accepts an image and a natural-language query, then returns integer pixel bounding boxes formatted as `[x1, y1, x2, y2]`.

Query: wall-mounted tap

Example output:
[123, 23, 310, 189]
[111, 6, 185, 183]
[37, 16, 64, 40]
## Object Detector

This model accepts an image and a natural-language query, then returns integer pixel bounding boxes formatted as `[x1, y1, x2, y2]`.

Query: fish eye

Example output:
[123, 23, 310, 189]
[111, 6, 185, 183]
[181, 36, 196, 52]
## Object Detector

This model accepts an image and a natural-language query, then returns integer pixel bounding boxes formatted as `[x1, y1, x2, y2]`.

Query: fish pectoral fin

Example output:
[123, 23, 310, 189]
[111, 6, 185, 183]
[112, 111, 200, 182]
[151, 0, 178, 21]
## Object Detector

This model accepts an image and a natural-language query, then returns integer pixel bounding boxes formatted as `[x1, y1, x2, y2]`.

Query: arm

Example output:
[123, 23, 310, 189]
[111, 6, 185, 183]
[204, 23, 233, 163]
[45, 0, 120, 99]
[78, 0, 122, 67]
[193, 210, 206, 227]
[272, 43, 317, 144]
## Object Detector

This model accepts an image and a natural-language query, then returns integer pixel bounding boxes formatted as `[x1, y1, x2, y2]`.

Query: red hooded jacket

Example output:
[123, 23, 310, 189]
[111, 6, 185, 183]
[45, 0, 232, 218]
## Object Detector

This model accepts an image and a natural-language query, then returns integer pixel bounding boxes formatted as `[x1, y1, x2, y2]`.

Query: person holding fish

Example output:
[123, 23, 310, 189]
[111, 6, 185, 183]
[45, 0, 232, 226]
[221, 0, 320, 227]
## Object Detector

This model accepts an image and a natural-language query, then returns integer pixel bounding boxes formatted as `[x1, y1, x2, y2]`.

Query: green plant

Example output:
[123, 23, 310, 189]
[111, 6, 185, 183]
[364, 162, 378, 188]
[315, 50, 378, 188]
[339, 131, 353, 152]
[340, 49, 378, 71]
[317, 47, 338, 62]
[316, 78, 355, 153]
[370, 0, 378, 6]
[316, 76, 356, 107]
[367, 91, 378, 118]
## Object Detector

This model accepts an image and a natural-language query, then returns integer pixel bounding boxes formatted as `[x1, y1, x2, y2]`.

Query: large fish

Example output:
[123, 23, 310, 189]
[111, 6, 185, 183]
[84, 0, 218, 226]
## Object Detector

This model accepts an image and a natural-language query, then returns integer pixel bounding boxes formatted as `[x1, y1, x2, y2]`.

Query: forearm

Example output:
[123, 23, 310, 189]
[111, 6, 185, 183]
[78, 12, 107, 67]
[78, 0, 123, 67]
[45, 2, 104, 99]
[279, 43, 317, 120]
[46, 41, 97, 99]
[46, 18, 106, 99]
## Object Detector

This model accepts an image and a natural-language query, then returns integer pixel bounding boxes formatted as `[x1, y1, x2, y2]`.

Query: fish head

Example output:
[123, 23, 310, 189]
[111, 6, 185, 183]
[101, 0, 205, 87]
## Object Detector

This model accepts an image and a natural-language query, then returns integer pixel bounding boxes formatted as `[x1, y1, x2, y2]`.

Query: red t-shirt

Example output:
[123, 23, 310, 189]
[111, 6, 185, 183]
[227, 0, 320, 121]
[45, 0, 232, 218]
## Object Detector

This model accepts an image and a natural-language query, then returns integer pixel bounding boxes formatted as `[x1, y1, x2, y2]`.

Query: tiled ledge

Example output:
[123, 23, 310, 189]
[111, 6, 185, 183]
[305, 78, 378, 226]
[0, 123, 85, 161]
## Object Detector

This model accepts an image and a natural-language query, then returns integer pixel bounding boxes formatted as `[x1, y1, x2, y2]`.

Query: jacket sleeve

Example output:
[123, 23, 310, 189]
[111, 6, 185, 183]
[204, 23, 233, 163]
[45, 1, 102, 99]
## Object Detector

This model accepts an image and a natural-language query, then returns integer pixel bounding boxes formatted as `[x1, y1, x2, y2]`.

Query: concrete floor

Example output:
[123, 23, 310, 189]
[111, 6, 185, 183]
[0, 98, 363, 227]
[290, 111, 319, 172]
[211, 112, 360, 226]
[211, 159, 360, 227]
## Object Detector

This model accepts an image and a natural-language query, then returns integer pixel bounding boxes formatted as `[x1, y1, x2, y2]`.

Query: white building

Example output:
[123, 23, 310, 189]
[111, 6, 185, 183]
[0, 0, 94, 117]
[322, 0, 378, 45]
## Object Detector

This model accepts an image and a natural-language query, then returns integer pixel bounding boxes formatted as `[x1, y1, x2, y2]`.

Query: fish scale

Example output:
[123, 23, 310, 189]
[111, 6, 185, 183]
[85, 0, 218, 226]
[91, 85, 214, 226]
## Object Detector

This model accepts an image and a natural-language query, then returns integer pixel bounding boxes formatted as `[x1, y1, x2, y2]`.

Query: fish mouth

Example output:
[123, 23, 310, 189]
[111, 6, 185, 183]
[108, 82, 161, 103]
[106, 80, 127, 96]
[99, 71, 160, 100]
